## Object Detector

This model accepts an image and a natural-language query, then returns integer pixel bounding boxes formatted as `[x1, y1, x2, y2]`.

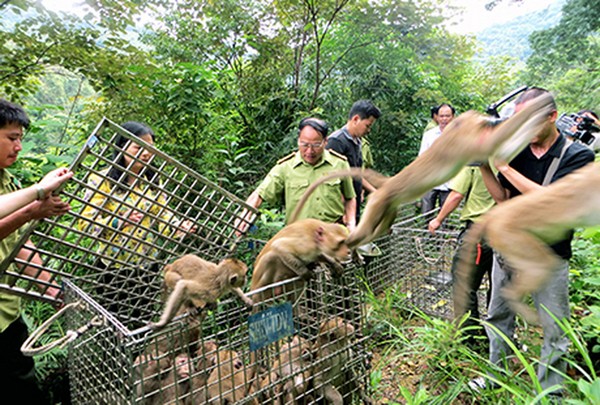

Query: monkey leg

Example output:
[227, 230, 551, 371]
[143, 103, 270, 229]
[272, 249, 313, 280]
[148, 281, 190, 329]
[489, 228, 561, 325]
[321, 384, 343, 405]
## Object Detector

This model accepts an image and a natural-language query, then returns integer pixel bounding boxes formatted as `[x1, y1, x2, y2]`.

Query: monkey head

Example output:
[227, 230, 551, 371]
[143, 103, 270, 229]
[318, 317, 355, 341]
[217, 258, 248, 288]
[174, 354, 192, 379]
[315, 224, 352, 270]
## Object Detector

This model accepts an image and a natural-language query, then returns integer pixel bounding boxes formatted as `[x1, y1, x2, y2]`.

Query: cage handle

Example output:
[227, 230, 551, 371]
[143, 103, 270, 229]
[414, 236, 449, 265]
[21, 301, 104, 357]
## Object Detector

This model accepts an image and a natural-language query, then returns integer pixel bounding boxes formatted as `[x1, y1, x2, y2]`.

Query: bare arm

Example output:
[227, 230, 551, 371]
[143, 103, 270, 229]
[235, 190, 263, 235]
[495, 163, 543, 195]
[362, 178, 376, 193]
[428, 190, 464, 234]
[18, 242, 61, 299]
[479, 163, 510, 203]
[0, 196, 71, 241]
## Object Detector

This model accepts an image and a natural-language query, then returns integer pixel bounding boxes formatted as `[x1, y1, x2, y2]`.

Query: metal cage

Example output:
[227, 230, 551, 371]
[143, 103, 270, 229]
[1, 118, 371, 404]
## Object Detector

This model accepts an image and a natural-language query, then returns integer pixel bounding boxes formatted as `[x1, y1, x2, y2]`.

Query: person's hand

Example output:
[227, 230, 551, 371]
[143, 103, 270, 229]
[127, 209, 144, 224]
[428, 218, 441, 235]
[45, 284, 62, 300]
[30, 196, 71, 220]
[175, 219, 197, 238]
[37, 168, 74, 197]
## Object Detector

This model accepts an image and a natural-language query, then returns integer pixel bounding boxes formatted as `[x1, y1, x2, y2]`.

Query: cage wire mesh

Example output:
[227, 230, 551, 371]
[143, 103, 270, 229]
[0, 118, 258, 329]
[0, 118, 371, 404]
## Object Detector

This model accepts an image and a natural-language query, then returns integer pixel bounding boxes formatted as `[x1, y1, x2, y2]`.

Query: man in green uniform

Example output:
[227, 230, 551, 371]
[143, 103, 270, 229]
[240, 117, 356, 230]
[0, 99, 71, 403]
[428, 165, 495, 345]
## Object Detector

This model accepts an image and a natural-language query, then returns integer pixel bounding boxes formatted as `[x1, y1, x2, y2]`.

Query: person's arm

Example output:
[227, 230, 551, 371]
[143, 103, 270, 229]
[0, 196, 71, 241]
[362, 178, 377, 193]
[343, 197, 357, 232]
[18, 242, 61, 299]
[235, 190, 263, 235]
[495, 162, 543, 195]
[479, 163, 510, 203]
[0, 168, 73, 220]
[428, 190, 463, 234]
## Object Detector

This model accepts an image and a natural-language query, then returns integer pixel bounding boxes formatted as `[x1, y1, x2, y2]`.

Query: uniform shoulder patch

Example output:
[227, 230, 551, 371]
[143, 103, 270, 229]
[328, 149, 348, 161]
[277, 152, 296, 165]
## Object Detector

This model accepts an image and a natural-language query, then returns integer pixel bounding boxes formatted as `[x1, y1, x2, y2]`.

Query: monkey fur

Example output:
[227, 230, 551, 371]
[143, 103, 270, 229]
[454, 161, 600, 324]
[149, 255, 253, 329]
[289, 94, 555, 248]
[249, 218, 352, 303]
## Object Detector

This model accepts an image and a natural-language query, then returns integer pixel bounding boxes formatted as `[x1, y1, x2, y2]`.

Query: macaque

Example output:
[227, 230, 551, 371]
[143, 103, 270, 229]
[312, 317, 356, 405]
[149, 255, 253, 329]
[454, 161, 600, 324]
[132, 352, 171, 405]
[205, 349, 259, 404]
[154, 353, 192, 405]
[289, 94, 555, 248]
[249, 219, 352, 303]
[189, 340, 220, 403]
[277, 335, 313, 404]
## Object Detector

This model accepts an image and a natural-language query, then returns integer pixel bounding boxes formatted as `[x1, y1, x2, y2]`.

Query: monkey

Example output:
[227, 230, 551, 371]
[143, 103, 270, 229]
[312, 317, 357, 405]
[288, 93, 555, 249]
[259, 335, 314, 404]
[189, 340, 220, 403]
[205, 349, 259, 404]
[454, 161, 600, 324]
[249, 218, 352, 303]
[132, 351, 171, 405]
[149, 255, 253, 329]
[154, 353, 193, 405]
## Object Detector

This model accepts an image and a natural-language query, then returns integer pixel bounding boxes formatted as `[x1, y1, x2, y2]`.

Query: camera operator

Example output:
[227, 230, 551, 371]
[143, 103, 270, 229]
[471, 88, 595, 395]
[556, 109, 600, 152]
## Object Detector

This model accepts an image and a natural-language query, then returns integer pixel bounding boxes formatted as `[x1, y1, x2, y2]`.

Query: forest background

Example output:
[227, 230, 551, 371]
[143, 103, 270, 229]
[1, 0, 600, 403]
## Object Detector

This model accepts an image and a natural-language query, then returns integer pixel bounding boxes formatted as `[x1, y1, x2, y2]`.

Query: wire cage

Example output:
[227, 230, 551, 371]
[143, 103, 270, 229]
[62, 261, 371, 405]
[0, 118, 258, 329]
[383, 209, 469, 319]
[1, 118, 371, 404]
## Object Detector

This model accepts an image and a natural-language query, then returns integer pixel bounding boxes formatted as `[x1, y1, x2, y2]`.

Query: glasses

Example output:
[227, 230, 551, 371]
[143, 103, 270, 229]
[298, 141, 325, 149]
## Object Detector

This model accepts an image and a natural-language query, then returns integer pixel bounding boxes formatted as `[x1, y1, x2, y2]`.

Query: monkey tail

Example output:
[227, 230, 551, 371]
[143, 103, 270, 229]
[289, 168, 382, 223]
[452, 220, 488, 322]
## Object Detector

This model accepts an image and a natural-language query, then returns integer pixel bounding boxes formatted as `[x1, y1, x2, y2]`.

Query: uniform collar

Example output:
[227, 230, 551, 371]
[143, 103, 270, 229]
[292, 149, 335, 168]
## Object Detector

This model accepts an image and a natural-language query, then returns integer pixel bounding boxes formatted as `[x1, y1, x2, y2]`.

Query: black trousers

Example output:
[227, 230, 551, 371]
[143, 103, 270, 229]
[451, 221, 493, 327]
[0, 316, 48, 404]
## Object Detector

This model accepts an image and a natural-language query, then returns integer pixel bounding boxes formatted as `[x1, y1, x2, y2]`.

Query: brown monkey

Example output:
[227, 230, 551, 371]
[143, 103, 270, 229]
[289, 93, 555, 248]
[155, 353, 193, 405]
[312, 317, 356, 405]
[260, 335, 314, 404]
[454, 161, 600, 324]
[250, 218, 352, 303]
[189, 340, 220, 403]
[149, 255, 253, 329]
[205, 349, 259, 404]
[133, 352, 171, 405]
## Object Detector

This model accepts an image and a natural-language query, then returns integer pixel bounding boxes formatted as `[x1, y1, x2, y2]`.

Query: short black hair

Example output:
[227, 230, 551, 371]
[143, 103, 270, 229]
[348, 100, 381, 120]
[515, 87, 557, 111]
[0, 99, 30, 130]
[430, 103, 455, 119]
[298, 117, 329, 138]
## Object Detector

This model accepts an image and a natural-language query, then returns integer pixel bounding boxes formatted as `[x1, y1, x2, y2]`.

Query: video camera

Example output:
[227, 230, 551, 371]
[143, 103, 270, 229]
[555, 113, 599, 146]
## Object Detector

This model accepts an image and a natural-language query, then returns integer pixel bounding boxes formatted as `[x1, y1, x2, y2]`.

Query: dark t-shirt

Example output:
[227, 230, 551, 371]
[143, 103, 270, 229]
[327, 126, 363, 220]
[498, 135, 594, 258]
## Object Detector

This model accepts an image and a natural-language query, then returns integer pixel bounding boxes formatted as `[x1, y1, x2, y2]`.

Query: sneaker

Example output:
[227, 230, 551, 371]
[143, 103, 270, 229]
[467, 376, 487, 391]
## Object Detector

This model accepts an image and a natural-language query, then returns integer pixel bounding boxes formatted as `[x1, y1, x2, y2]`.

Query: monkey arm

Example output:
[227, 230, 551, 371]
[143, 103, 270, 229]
[232, 286, 254, 307]
[270, 250, 313, 280]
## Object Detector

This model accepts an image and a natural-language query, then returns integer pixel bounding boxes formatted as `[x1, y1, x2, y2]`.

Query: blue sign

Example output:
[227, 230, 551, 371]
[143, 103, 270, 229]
[248, 303, 294, 351]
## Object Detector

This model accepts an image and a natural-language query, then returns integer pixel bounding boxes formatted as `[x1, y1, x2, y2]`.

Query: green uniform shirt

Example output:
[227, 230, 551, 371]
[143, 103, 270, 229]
[0, 170, 24, 333]
[257, 150, 356, 223]
[449, 166, 495, 223]
[362, 137, 373, 169]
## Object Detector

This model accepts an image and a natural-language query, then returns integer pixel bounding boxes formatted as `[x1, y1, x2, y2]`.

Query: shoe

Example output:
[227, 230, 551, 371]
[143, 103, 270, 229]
[467, 376, 487, 391]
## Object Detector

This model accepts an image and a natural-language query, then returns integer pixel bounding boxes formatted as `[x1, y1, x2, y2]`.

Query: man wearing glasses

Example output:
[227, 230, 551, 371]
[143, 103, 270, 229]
[241, 117, 356, 230]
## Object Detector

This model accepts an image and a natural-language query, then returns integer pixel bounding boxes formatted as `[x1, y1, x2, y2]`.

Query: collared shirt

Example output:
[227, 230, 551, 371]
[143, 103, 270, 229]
[256, 149, 355, 223]
[449, 166, 495, 223]
[419, 125, 449, 191]
[0, 169, 24, 332]
[499, 135, 595, 258]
